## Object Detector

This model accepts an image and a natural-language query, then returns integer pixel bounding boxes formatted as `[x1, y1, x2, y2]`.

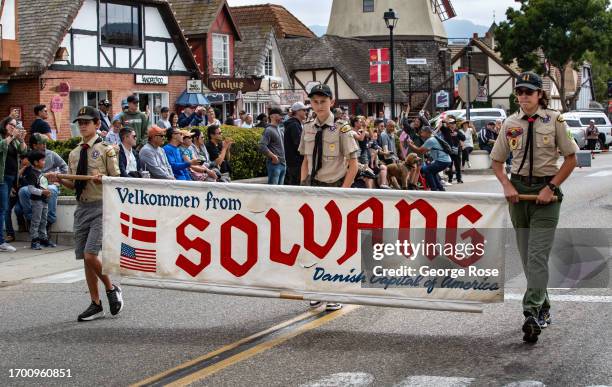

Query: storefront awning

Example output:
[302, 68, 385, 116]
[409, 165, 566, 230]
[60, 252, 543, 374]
[175, 90, 210, 106]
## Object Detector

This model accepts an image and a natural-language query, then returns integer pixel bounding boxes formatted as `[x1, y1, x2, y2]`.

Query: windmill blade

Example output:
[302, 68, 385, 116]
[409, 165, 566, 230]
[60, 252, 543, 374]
[432, 0, 456, 21]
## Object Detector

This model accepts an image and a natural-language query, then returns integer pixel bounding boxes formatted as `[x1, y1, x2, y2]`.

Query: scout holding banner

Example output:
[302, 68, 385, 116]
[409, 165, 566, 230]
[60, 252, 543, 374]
[101, 178, 508, 313]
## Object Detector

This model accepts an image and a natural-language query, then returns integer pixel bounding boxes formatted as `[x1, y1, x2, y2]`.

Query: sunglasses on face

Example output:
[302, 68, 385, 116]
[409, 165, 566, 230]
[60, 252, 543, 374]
[515, 88, 536, 96]
[154, 134, 165, 138]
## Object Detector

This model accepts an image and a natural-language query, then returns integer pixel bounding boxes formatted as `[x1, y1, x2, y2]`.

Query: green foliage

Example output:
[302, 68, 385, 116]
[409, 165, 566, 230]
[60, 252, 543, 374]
[46, 137, 81, 164]
[192, 125, 267, 180]
[584, 51, 612, 103]
[495, 0, 611, 110]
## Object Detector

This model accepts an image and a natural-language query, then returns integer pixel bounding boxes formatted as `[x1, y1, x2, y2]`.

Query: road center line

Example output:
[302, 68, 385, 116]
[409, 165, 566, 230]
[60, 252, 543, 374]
[132, 305, 359, 387]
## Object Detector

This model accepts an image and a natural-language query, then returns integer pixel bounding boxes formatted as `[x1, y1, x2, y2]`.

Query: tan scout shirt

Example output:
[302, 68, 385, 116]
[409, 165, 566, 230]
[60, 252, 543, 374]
[491, 107, 579, 176]
[298, 114, 359, 183]
[68, 135, 120, 202]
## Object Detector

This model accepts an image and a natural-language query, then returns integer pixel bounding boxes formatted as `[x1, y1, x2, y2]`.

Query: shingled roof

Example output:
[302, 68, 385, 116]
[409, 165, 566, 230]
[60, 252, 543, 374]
[14, 0, 199, 78]
[230, 4, 315, 39]
[278, 35, 407, 103]
[234, 25, 275, 77]
[170, 0, 241, 39]
[15, 0, 84, 77]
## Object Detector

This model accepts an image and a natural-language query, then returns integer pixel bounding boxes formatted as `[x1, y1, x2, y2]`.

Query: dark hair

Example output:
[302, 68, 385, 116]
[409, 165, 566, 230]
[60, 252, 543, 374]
[239, 110, 246, 115]
[538, 90, 550, 109]
[119, 128, 133, 141]
[224, 116, 235, 126]
[169, 112, 178, 126]
[0, 116, 15, 138]
[166, 127, 175, 142]
[207, 124, 220, 141]
[256, 113, 267, 122]
[191, 128, 202, 140]
[161, 107, 169, 113]
[27, 150, 46, 164]
[34, 104, 46, 115]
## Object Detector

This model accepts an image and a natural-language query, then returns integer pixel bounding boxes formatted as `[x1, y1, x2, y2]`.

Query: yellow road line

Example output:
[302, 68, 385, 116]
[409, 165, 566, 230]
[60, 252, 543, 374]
[166, 305, 358, 386]
[132, 305, 358, 386]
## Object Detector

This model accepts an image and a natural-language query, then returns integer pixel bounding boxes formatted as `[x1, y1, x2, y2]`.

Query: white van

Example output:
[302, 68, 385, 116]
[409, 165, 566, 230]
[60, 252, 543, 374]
[563, 111, 611, 150]
[430, 108, 507, 127]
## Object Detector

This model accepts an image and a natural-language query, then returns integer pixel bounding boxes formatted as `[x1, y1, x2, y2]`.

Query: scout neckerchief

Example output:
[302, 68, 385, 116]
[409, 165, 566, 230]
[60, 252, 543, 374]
[75, 137, 103, 200]
[517, 114, 538, 185]
[311, 124, 326, 181]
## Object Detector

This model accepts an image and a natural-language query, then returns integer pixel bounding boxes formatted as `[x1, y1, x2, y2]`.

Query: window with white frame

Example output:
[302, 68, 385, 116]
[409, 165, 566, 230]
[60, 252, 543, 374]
[264, 49, 273, 77]
[212, 34, 230, 75]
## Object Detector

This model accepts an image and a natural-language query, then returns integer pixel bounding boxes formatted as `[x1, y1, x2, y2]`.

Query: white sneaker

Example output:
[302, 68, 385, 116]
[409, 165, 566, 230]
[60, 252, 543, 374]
[442, 180, 452, 186]
[0, 243, 17, 252]
[467, 161, 472, 168]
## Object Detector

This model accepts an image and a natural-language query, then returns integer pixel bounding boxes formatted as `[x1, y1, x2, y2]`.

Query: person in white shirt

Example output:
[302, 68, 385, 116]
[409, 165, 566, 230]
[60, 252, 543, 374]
[459, 120, 475, 168]
[240, 114, 254, 128]
[157, 107, 171, 129]
[105, 119, 122, 145]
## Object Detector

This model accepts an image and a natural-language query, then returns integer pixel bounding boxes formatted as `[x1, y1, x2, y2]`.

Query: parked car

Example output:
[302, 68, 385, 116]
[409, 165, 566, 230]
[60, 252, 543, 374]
[563, 111, 611, 150]
[430, 108, 507, 128]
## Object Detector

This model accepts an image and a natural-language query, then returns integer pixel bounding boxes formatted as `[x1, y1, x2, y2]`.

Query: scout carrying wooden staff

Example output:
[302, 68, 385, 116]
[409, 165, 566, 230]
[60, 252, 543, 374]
[491, 72, 579, 343]
[56, 106, 124, 322]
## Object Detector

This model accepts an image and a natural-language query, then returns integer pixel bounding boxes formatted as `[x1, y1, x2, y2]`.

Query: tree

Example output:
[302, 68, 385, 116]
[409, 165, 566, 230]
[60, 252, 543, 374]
[583, 51, 612, 104]
[495, 0, 611, 111]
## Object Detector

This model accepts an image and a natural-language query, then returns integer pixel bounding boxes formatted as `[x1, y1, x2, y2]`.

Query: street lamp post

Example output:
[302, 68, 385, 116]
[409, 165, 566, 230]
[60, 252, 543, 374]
[465, 45, 473, 121]
[384, 9, 399, 120]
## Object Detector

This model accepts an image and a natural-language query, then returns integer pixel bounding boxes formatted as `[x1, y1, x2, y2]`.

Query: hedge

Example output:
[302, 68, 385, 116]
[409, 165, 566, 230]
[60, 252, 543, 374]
[45, 125, 268, 181]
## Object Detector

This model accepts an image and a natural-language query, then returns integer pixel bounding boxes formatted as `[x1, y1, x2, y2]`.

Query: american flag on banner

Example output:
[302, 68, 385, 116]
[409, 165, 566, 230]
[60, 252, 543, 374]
[369, 48, 390, 84]
[120, 243, 157, 273]
[120, 212, 157, 243]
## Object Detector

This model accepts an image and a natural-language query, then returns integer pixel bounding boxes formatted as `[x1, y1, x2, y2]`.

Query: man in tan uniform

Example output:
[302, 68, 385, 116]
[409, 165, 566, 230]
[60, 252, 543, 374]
[57, 106, 123, 322]
[299, 84, 359, 311]
[491, 72, 578, 343]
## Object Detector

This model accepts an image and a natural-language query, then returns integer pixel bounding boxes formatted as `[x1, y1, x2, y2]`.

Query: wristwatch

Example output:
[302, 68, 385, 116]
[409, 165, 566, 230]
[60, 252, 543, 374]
[547, 182, 557, 192]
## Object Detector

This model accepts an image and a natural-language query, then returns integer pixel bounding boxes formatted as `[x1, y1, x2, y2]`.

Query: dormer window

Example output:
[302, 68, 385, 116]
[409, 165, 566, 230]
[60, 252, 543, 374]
[363, 0, 374, 12]
[100, 2, 142, 47]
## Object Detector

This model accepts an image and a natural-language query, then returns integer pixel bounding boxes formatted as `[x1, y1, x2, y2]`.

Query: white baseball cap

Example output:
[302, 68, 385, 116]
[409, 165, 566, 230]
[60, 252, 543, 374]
[290, 102, 308, 112]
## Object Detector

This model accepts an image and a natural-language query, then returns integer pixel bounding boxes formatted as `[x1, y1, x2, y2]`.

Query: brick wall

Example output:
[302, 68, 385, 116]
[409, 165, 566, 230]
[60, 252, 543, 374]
[0, 70, 190, 140]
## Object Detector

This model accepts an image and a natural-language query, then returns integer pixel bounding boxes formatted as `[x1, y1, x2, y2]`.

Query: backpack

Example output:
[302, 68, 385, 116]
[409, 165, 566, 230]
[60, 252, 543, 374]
[433, 135, 453, 155]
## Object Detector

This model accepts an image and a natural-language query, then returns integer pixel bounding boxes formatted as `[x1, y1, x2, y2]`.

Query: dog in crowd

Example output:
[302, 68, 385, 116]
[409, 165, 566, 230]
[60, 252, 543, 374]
[386, 153, 419, 189]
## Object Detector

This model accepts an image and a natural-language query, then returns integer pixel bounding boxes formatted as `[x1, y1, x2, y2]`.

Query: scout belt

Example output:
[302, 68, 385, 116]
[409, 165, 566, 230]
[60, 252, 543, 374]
[511, 173, 554, 185]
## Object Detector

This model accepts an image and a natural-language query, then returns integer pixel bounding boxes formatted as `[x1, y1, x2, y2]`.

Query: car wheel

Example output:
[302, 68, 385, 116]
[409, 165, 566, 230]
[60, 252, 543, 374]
[595, 139, 603, 151]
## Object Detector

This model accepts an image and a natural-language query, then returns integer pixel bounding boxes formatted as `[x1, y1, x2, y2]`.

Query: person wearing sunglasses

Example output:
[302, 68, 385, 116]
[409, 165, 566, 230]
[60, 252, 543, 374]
[138, 126, 175, 180]
[490, 71, 579, 344]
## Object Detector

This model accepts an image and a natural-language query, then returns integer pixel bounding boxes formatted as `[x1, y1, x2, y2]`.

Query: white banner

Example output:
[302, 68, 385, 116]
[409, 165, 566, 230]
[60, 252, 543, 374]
[102, 179, 508, 313]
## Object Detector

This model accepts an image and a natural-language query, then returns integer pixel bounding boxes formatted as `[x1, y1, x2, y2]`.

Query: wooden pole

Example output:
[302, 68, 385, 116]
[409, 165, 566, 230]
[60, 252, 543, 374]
[518, 194, 559, 202]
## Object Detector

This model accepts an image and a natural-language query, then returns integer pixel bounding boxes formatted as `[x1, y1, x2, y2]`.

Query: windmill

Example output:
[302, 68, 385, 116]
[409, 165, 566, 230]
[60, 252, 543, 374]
[431, 0, 456, 22]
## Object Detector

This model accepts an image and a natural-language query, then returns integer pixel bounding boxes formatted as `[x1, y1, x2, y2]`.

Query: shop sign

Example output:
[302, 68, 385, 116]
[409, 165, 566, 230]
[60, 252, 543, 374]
[135, 75, 169, 85]
[57, 82, 70, 96]
[208, 77, 262, 93]
[187, 79, 203, 93]
[51, 95, 64, 112]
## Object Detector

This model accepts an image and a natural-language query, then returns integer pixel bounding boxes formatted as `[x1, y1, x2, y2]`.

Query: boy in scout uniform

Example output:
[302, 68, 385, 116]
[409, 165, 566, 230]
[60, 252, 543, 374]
[57, 106, 124, 322]
[299, 83, 360, 311]
[491, 72, 579, 343]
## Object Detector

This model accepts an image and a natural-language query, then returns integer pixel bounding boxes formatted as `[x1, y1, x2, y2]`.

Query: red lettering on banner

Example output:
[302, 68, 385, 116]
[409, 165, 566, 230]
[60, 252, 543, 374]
[395, 199, 438, 259]
[445, 205, 484, 267]
[266, 209, 300, 266]
[176, 215, 211, 277]
[300, 201, 342, 259]
[220, 214, 258, 277]
[338, 198, 383, 265]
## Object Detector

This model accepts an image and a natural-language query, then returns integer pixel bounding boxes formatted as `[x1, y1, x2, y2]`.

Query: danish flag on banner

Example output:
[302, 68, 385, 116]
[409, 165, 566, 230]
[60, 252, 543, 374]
[120, 212, 157, 243]
[369, 48, 390, 84]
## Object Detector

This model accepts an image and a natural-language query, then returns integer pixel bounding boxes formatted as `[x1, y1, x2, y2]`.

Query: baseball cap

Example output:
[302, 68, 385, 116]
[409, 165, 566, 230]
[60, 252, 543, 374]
[147, 125, 165, 138]
[30, 132, 48, 145]
[180, 129, 194, 137]
[127, 95, 139, 103]
[487, 121, 495, 126]
[290, 102, 308, 112]
[308, 83, 333, 98]
[121, 99, 129, 108]
[447, 118, 456, 124]
[269, 107, 283, 116]
[515, 71, 543, 90]
[73, 106, 101, 122]
[99, 99, 111, 106]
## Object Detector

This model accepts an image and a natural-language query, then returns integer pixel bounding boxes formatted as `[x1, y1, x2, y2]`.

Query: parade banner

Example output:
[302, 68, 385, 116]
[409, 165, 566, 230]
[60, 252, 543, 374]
[369, 48, 390, 84]
[102, 178, 508, 313]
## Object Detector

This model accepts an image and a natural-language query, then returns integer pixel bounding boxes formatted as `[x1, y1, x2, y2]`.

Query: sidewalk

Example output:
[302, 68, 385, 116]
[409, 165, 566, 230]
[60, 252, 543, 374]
[0, 245, 80, 287]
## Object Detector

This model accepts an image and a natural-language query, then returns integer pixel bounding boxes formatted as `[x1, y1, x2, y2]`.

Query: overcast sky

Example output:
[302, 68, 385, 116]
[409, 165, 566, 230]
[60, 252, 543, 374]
[226, 0, 520, 27]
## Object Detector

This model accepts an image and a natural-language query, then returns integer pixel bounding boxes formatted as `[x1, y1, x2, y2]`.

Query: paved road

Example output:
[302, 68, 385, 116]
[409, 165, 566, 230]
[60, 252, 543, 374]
[1, 155, 610, 387]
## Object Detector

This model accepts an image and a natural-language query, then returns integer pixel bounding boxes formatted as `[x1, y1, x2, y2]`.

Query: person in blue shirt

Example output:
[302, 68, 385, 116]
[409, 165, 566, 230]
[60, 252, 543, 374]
[407, 126, 452, 191]
[163, 128, 200, 180]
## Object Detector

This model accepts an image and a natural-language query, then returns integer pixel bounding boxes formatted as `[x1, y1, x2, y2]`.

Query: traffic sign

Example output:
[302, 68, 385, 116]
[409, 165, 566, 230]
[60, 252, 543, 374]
[458, 74, 478, 103]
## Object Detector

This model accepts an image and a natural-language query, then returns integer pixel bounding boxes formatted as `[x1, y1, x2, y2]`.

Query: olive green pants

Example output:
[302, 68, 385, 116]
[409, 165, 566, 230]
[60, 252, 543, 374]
[509, 178, 562, 316]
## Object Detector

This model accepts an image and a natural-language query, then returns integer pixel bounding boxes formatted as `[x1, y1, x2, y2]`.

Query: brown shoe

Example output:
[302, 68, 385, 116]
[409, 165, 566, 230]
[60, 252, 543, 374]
[5, 234, 15, 242]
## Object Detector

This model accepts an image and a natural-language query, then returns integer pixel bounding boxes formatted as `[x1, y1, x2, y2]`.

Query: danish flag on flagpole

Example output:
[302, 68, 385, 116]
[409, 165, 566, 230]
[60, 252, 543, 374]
[369, 48, 390, 84]
[120, 212, 157, 243]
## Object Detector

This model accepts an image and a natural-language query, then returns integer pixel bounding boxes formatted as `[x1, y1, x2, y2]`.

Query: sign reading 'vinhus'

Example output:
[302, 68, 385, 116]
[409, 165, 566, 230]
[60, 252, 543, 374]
[208, 77, 262, 93]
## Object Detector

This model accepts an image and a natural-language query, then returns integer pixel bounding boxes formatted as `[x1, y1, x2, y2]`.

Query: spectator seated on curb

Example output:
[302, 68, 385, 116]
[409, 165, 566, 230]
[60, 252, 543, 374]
[17, 133, 67, 230]
[118, 128, 142, 178]
[138, 126, 175, 179]
[180, 130, 218, 182]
